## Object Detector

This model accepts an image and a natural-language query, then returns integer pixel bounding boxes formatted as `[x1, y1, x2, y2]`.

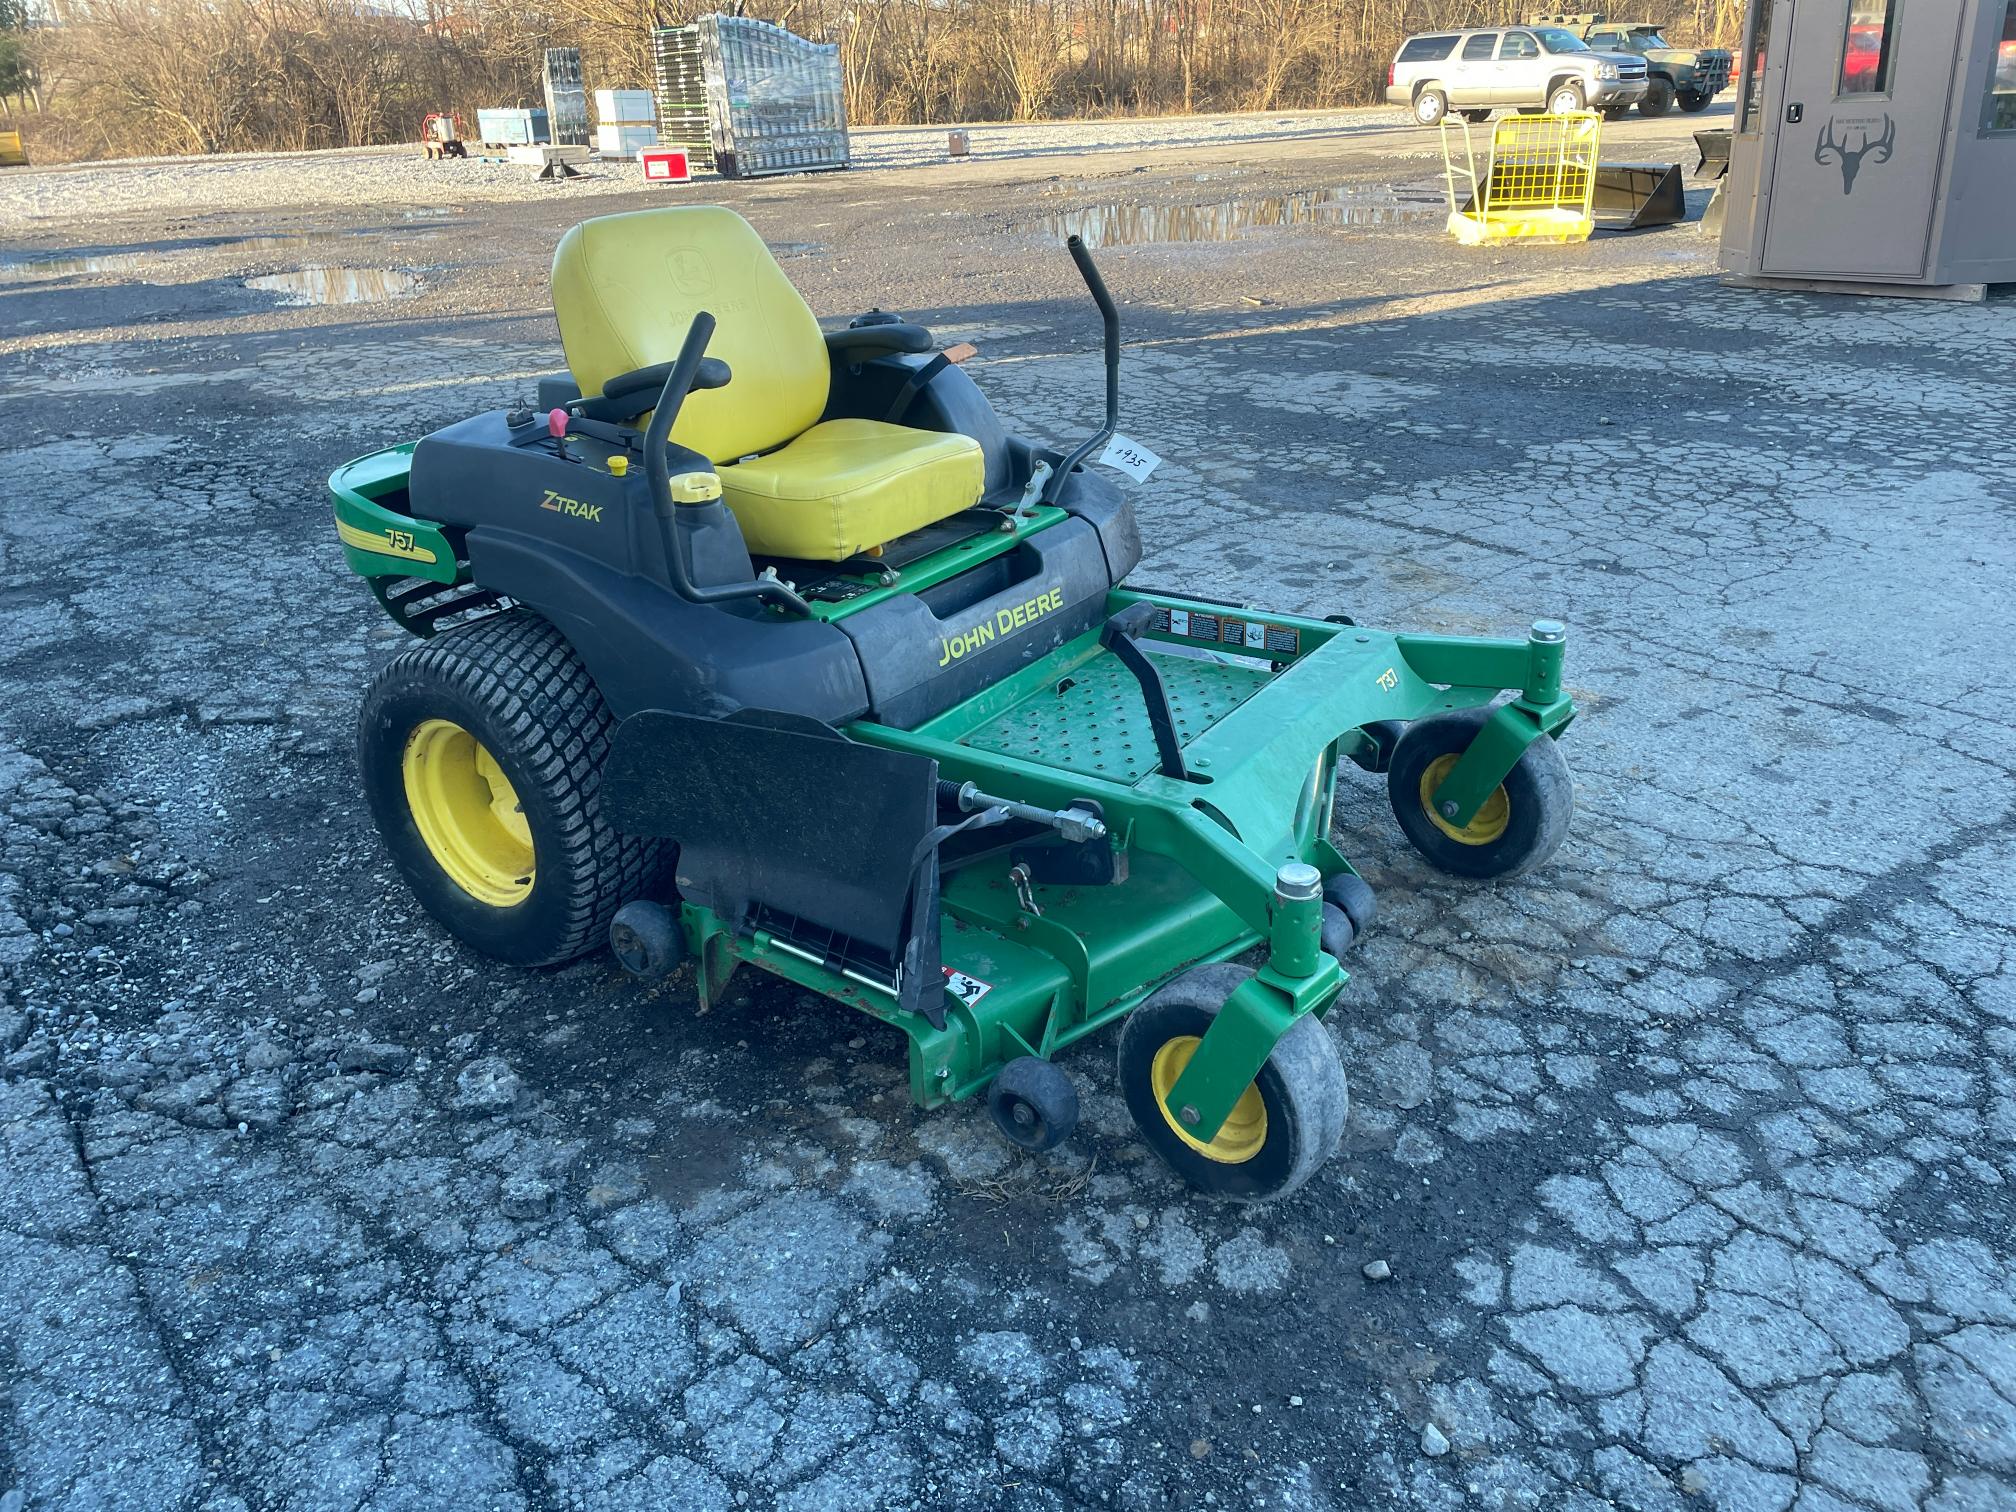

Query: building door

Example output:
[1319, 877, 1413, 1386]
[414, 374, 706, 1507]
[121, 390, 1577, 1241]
[1760, 0, 1967, 276]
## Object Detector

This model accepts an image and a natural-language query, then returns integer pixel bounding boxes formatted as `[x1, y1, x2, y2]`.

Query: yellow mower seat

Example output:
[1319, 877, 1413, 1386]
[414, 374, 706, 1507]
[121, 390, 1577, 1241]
[551, 206, 983, 561]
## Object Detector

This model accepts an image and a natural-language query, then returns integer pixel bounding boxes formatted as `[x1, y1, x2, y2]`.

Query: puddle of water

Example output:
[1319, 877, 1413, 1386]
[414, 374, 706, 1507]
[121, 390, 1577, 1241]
[243, 266, 420, 305]
[230, 235, 314, 252]
[1039, 185, 1445, 247]
[400, 206, 468, 220]
[0, 235, 320, 282]
[0, 251, 150, 280]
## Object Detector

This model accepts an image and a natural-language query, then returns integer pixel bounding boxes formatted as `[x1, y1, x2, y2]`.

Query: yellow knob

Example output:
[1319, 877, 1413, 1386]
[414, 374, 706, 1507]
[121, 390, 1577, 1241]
[668, 471, 723, 503]
[607, 455, 629, 477]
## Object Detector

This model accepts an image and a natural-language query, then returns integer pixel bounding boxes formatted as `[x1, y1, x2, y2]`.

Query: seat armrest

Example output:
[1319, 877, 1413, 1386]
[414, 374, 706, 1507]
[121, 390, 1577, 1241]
[825, 323, 934, 357]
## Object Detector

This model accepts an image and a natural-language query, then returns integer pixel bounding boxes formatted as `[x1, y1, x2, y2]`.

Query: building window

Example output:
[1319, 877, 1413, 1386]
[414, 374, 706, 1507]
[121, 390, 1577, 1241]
[1739, 0, 1774, 130]
[1839, 0, 1901, 95]
[1986, 0, 2016, 129]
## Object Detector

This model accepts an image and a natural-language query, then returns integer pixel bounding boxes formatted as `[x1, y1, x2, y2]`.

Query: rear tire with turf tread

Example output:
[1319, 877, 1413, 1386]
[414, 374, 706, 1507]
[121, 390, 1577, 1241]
[1118, 964, 1347, 1203]
[359, 611, 669, 967]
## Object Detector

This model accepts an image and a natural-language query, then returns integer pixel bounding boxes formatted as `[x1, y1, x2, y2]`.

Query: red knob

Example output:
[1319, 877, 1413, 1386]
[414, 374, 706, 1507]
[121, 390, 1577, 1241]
[547, 408, 569, 439]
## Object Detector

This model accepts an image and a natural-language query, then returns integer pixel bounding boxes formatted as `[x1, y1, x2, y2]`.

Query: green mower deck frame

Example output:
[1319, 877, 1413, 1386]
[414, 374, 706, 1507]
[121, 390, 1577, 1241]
[688, 590, 1574, 1145]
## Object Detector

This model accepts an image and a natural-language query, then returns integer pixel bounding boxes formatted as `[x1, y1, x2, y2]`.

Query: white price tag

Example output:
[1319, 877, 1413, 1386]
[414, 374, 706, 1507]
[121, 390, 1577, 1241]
[1097, 434, 1161, 482]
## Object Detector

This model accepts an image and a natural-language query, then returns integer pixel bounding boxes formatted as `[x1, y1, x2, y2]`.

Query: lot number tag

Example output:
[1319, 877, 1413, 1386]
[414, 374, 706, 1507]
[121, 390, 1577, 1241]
[1098, 434, 1161, 482]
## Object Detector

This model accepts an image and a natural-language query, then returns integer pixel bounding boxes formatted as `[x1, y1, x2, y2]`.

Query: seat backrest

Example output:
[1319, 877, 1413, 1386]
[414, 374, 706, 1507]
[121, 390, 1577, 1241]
[551, 207, 827, 463]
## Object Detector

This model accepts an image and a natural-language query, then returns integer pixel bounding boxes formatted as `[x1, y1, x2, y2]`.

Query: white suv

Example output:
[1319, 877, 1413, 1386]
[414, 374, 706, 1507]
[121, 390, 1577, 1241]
[1386, 26, 1650, 125]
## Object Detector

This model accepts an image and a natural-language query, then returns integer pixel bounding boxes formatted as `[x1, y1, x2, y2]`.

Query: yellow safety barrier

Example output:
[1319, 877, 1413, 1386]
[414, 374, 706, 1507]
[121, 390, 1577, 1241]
[1440, 112, 1600, 245]
[0, 130, 27, 169]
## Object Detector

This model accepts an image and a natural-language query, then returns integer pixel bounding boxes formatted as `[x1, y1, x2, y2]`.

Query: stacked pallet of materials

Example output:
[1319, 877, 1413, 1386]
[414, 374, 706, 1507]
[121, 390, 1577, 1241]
[651, 25, 717, 173]
[595, 89, 658, 158]
[651, 14, 849, 179]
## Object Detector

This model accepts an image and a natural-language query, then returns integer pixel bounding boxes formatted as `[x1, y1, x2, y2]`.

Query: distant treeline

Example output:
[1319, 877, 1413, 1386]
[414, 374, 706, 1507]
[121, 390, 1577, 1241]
[1, 0, 1743, 162]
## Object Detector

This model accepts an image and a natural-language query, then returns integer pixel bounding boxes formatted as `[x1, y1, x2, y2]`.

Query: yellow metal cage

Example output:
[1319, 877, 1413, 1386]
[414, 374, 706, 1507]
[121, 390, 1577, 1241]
[1440, 112, 1600, 245]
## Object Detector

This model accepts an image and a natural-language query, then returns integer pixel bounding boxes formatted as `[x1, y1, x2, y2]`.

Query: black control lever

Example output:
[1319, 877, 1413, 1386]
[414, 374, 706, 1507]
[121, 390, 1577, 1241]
[1041, 235, 1122, 505]
[644, 313, 809, 617]
[1099, 603, 1187, 781]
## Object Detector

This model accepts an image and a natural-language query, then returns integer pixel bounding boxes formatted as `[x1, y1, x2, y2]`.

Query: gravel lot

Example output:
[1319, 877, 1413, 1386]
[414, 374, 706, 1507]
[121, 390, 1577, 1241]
[3, 106, 1428, 223]
[3, 104, 2014, 1512]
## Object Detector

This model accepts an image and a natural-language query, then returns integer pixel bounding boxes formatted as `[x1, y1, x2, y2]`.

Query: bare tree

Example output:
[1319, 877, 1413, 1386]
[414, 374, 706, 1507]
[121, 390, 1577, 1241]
[16, 0, 1744, 161]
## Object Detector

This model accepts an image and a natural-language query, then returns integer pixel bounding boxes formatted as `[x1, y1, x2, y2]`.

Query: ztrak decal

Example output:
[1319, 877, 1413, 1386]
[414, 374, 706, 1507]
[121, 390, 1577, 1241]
[936, 586, 1065, 667]
[539, 490, 604, 523]
[337, 519, 439, 565]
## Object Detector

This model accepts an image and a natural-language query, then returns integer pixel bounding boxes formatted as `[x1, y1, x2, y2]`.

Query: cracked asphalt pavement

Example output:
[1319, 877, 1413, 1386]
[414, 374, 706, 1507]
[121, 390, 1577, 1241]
[2, 109, 2013, 1511]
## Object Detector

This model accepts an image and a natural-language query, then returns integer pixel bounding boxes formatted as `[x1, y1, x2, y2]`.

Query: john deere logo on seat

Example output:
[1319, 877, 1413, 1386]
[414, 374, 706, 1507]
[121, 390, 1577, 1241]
[539, 490, 603, 523]
[667, 249, 714, 295]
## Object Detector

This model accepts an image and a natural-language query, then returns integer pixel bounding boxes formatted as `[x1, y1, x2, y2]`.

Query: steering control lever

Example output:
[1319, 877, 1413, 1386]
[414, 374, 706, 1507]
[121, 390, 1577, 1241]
[644, 313, 810, 617]
[1040, 235, 1121, 505]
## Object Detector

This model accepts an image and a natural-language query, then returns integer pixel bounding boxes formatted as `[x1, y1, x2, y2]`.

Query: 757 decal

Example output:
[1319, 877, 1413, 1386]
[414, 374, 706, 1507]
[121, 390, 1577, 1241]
[337, 518, 438, 564]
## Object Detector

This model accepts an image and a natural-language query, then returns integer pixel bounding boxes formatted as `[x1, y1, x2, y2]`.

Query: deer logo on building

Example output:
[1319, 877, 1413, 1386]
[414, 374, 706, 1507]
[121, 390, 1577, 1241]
[1815, 114, 1896, 194]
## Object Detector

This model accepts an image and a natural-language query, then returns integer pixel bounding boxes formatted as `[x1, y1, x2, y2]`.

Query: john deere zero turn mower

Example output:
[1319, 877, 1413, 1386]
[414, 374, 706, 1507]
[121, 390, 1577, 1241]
[330, 207, 1578, 1201]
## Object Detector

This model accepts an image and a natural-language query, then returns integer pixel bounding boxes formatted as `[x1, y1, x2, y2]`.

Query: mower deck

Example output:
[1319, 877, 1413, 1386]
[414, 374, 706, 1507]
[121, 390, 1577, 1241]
[678, 589, 1575, 1125]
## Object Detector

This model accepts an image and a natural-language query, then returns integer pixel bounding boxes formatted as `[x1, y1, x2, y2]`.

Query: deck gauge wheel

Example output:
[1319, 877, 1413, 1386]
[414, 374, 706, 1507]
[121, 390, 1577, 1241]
[1319, 871, 1379, 960]
[988, 1057, 1080, 1152]
[1387, 706, 1573, 880]
[611, 900, 684, 980]
[1118, 964, 1348, 1203]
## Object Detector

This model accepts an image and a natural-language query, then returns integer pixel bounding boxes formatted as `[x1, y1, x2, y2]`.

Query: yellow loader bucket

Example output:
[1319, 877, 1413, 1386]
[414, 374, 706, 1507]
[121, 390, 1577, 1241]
[0, 130, 27, 169]
[1440, 112, 1599, 245]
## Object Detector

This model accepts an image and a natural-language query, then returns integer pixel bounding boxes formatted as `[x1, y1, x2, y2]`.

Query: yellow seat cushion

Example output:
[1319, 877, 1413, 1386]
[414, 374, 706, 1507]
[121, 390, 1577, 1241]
[719, 420, 984, 561]
[553, 206, 828, 464]
[551, 206, 984, 563]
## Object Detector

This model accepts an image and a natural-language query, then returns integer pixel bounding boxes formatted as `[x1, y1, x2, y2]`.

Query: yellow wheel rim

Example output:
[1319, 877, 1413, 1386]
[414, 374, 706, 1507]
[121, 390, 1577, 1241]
[1420, 752, 1510, 846]
[401, 719, 534, 908]
[1150, 1035, 1268, 1164]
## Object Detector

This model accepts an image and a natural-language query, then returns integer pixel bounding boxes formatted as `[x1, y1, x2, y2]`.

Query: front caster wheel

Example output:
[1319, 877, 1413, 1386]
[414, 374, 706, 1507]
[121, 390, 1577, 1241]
[1387, 706, 1573, 880]
[1118, 964, 1348, 1203]
[988, 1057, 1079, 1153]
[611, 900, 683, 981]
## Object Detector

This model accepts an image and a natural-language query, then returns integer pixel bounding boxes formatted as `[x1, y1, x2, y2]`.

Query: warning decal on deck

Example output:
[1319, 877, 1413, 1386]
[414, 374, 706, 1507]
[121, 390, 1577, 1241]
[1151, 606, 1299, 658]
[942, 968, 993, 1008]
